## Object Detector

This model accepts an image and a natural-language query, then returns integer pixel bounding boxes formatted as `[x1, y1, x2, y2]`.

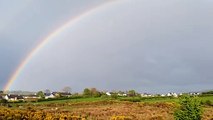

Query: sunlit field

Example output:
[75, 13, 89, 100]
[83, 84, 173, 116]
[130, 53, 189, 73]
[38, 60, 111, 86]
[0, 96, 212, 120]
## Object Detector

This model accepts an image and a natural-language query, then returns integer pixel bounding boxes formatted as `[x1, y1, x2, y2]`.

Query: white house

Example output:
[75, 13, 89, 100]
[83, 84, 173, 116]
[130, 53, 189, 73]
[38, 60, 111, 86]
[44, 93, 55, 99]
[23, 95, 40, 99]
[4, 94, 24, 101]
[52, 92, 72, 97]
[141, 93, 153, 97]
[106, 92, 111, 96]
[173, 93, 178, 97]
[166, 92, 178, 97]
[189, 92, 200, 96]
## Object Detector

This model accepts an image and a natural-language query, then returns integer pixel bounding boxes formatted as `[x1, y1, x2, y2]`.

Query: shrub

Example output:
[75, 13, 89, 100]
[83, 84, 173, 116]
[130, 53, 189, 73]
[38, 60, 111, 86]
[174, 95, 202, 120]
[202, 100, 212, 106]
[101, 94, 110, 99]
[202, 90, 213, 95]
[0, 99, 8, 103]
[111, 93, 118, 99]
[111, 116, 131, 120]
[119, 97, 141, 102]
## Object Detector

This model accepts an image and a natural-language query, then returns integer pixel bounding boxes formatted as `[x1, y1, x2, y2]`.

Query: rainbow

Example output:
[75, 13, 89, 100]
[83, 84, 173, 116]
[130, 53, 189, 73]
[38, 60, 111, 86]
[4, 0, 118, 91]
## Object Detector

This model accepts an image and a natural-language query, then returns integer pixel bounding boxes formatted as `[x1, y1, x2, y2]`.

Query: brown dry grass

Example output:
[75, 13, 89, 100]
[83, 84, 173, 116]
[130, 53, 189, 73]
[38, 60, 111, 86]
[38, 101, 177, 120]
[202, 106, 213, 120]
[1, 101, 213, 120]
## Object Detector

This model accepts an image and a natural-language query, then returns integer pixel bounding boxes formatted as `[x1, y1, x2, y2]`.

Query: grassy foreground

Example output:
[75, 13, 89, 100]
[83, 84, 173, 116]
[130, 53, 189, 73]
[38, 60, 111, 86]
[0, 96, 213, 120]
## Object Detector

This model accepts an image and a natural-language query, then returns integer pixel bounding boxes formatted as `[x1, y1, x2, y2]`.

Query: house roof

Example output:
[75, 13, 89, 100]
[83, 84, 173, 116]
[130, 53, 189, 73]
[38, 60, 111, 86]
[7, 94, 24, 99]
[52, 92, 71, 96]
[44, 93, 52, 96]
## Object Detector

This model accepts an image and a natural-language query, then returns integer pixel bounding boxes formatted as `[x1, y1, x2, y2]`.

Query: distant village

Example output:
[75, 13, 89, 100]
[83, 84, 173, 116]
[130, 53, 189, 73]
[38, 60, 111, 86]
[0, 91, 71, 102]
[0, 88, 204, 102]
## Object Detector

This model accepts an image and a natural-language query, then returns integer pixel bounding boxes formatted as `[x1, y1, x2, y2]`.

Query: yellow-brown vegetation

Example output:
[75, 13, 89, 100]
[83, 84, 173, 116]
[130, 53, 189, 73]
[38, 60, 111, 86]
[0, 101, 212, 120]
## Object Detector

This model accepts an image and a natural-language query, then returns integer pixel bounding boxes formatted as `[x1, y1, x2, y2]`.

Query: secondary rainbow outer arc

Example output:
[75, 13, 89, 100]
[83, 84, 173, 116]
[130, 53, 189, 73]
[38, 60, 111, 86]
[4, 1, 117, 91]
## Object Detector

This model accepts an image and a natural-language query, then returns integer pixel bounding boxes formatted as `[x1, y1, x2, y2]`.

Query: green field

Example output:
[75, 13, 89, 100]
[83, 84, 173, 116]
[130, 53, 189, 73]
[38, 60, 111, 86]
[10, 95, 213, 106]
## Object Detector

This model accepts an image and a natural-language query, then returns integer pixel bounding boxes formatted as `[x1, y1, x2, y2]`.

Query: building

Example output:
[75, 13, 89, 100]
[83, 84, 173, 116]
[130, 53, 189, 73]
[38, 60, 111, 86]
[44, 93, 55, 99]
[4, 94, 24, 101]
[141, 93, 153, 97]
[52, 92, 72, 97]
[23, 94, 39, 99]
[106, 92, 111, 96]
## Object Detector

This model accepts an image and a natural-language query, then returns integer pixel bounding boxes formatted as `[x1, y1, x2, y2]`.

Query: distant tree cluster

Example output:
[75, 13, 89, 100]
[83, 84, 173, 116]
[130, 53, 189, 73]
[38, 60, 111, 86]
[37, 91, 45, 99]
[202, 90, 213, 95]
[83, 88, 101, 97]
[127, 90, 136, 97]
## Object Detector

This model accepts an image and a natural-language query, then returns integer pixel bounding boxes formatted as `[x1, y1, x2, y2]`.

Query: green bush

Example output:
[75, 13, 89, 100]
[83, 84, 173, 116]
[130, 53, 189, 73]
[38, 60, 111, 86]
[0, 99, 8, 104]
[101, 94, 110, 99]
[174, 95, 202, 120]
[119, 97, 141, 102]
[201, 100, 212, 106]
[111, 93, 118, 99]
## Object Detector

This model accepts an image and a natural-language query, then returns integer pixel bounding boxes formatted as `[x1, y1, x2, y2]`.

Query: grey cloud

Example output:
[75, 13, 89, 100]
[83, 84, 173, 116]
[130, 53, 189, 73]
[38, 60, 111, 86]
[3, 0, 213, 93]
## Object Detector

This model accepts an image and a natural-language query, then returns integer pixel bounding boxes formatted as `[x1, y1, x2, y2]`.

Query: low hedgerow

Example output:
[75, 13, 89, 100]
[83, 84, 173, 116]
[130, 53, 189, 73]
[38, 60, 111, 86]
[119, 97, 141, 102]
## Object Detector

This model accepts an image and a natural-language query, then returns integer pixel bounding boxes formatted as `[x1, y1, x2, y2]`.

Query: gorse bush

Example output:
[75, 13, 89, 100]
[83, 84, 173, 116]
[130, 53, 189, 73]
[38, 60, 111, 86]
[174, 95, 202, 120]
[111, 116, 131, 120]
[0, 107, 85, 120]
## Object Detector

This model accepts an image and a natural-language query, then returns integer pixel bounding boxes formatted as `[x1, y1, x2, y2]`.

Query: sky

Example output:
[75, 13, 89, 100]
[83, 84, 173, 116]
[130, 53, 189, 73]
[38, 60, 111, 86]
[1, 0, 213, 93]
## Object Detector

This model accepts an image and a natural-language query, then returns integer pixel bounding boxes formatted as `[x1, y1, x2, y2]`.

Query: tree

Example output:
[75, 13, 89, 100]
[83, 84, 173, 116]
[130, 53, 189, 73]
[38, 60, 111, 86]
[90, 88, 101, 97]
[128, 90, 136, 97]
[174, 95, 202, 120]
[83, 88, 91, 97]
[90, 88, 97, 94]
[62, 86, 71, 93]
[37, 91, 45, 99]
[82, 88, 101, 97]
[202, 90, 213, 95]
